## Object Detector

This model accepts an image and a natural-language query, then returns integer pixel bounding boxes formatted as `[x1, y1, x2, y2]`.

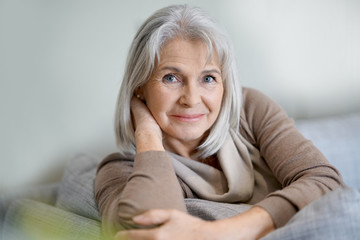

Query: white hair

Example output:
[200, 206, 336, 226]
[115, 4, 242, 158]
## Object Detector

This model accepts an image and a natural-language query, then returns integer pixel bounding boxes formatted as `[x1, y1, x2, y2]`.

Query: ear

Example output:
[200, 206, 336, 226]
[135, 87, 145, 100]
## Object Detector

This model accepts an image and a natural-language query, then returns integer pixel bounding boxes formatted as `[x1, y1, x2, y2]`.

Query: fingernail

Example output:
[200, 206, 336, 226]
[132, 214, 145, 222]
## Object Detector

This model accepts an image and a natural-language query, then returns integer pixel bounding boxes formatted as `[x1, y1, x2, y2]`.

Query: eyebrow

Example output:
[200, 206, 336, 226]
[159, 66, 182, 73]
[202, 69, 222, 75]
[158, 66, 221, 75]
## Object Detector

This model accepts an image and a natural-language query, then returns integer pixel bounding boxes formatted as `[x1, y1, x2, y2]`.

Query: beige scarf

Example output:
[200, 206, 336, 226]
[170, 129, 282, 204]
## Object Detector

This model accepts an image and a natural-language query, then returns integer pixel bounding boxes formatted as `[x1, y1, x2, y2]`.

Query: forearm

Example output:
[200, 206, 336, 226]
[95, 152, 186, 239]
[118, 151, 186, 216]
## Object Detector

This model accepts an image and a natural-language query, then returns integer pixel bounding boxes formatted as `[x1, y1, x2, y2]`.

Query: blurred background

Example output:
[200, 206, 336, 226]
[0, 0, 359, 193]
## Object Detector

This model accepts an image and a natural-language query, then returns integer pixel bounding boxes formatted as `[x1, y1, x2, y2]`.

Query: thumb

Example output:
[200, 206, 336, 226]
[132, 209, 172, 226]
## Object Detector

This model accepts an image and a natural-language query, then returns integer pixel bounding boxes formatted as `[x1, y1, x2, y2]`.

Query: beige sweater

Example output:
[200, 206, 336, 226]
[95, 87, 344, 238]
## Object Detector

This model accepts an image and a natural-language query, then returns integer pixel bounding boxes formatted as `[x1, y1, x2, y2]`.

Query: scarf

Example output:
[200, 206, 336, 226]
[170, 129, 282, 204]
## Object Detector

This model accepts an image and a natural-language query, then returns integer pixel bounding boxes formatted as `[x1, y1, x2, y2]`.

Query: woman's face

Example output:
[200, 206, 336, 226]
[141, 38, 224, 147]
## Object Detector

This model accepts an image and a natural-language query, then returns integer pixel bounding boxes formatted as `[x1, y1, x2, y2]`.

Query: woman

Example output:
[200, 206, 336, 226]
[95, 5, 351, 240]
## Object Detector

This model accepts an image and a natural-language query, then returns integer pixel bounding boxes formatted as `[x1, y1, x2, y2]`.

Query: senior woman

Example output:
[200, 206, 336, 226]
[95, 4, 357, 240]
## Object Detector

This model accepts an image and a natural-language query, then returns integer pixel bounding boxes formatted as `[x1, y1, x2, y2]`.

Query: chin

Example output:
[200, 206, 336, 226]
[169, 129, 206, 142]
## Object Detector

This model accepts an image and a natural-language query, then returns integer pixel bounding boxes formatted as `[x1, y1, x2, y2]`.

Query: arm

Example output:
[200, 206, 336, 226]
[115, 206, 274, 240]
[95, 97, 186, 239]
[241, 88, 345, 227]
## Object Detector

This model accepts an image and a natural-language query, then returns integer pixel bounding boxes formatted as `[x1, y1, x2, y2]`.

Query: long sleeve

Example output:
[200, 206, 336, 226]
[240, 88, 345, 227]
[94, 151, 186, 239]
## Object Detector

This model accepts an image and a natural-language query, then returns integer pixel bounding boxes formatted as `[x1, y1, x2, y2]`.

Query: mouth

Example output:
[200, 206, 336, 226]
[170, 114, 205, 122]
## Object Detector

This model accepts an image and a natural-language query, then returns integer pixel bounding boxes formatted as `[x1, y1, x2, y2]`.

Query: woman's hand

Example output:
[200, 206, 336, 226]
[130, 96, 164, 153]
[114, 207, 275, 240]
[115, 209, 212, 240]
[131, 96, 161, 136]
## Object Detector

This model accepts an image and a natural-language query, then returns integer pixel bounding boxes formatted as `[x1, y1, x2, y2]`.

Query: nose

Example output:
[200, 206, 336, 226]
[179, 81, 201, 107]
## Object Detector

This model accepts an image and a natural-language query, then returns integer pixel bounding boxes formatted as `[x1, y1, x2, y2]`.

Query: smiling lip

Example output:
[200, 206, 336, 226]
[170, 114, 205, 122]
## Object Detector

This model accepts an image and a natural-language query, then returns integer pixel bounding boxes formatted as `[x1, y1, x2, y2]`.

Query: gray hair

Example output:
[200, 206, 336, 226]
[115, 4, 242, 158]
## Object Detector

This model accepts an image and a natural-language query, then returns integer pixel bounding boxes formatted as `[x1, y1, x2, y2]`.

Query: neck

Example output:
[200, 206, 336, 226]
[163, 135, 201, 160]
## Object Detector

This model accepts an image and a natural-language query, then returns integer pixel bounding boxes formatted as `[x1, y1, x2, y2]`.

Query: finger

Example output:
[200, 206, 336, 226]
[132, 209, 173, 226]
[130, 96, 147, 112]
[130, 96, 146, 128]
[130, 96, 150, 121]
[130, 95, 141, 107]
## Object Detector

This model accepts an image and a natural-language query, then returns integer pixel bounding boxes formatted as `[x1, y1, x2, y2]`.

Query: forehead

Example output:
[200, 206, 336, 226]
[157, 38, 220, 69]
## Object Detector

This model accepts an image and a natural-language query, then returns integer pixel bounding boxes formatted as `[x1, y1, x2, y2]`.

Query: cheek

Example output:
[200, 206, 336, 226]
[144, 88, 172, 118]
[209, 88, 224, 113]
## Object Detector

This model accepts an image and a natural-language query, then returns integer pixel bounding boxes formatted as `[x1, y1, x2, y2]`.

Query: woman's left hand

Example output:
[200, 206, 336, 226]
[114, 207, 275, 240]
[114, 209, 212, 240]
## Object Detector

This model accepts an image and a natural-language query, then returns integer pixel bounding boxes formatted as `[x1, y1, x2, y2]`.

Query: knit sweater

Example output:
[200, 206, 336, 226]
[95, 87, 344, 238]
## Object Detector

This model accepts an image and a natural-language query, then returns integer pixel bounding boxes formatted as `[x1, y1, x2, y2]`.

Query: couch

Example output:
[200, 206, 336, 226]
[1, 113, 359, 239]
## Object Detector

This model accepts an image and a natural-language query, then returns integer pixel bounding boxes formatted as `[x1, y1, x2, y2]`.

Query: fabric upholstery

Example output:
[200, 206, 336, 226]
[295, 113, 360, 189]
[263, 187, 360, 239]
[2, 199, 103, 240]
[55, 153, 101, 221]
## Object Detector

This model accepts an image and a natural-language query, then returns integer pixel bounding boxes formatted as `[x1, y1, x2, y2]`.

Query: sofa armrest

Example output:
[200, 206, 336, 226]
[2, 199, 103, 240]
[0, 183, 59, 236]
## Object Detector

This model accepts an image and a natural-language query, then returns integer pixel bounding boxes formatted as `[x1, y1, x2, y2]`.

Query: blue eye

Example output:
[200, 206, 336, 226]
[203, 75, 215, 83]
[163, 74, 178, 83]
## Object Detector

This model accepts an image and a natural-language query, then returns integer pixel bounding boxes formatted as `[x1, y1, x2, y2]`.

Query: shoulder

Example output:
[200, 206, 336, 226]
[97, 152, 135, 173]
[241, 87, 279, 110]
[241, 86, 287, 119]
[240, 87, 290, 144]
[241, 86, 262, 100]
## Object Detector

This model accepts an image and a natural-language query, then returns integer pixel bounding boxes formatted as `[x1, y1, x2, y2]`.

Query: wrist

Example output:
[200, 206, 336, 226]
[247, 206, 275, 238]
[135, 129, 164, 153]
[213, 206, 275, 240]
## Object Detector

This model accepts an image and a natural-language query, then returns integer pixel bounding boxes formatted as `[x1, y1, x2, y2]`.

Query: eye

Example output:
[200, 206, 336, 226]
[163, 74, 179, 83]
[203, 75, 216, 83]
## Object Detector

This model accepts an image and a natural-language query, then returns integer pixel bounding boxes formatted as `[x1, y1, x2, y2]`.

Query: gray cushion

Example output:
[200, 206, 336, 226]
[295, 113, 360, 189]
[55, 153, 101, 221]
[185, 198, 251, 220]
[263, 187, 360, 239]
